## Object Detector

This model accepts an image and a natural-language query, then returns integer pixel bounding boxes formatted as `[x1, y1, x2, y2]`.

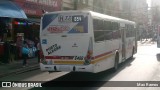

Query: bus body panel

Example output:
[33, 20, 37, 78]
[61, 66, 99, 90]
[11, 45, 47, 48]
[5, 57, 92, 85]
[40, 11, 91, 63]
[93, 39, 121, 72]
[125, 37, 135, 59]
[41, 35, 89, 58]
[40, 10, 137, 73]
[40, 63, 94, 72]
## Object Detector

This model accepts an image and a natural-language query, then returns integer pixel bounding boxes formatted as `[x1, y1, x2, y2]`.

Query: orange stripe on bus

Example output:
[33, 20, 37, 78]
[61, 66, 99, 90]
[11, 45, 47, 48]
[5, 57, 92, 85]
[52, 49, 119, 64]
[53, 53, 114, 64]
[91, 53, 114, 64]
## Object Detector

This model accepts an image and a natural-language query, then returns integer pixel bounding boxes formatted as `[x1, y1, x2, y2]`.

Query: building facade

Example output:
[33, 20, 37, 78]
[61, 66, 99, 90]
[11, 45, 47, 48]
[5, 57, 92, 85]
[151, 0, 160, 25]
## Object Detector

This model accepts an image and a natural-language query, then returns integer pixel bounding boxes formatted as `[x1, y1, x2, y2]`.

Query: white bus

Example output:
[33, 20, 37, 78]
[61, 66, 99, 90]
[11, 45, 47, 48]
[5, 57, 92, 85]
[40, 10, 137, 73]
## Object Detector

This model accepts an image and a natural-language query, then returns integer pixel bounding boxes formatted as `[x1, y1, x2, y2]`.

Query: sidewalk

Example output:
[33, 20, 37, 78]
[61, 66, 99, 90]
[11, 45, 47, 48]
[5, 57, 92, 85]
[0, 57, 40, 78]
[138, 39, 156, 46]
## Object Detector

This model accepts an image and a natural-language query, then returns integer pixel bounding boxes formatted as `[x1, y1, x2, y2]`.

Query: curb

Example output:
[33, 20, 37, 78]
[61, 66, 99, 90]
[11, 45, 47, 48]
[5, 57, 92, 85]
[0, 64, 40, 78]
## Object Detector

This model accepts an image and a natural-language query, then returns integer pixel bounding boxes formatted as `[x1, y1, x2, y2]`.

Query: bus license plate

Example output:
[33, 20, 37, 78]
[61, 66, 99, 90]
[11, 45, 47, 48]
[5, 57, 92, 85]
[59, 66, 70, 71]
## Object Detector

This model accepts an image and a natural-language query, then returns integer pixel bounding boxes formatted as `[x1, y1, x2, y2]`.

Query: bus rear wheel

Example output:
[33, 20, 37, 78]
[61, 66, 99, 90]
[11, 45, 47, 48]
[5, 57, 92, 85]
[113, 54, 119, 71]
[130, 47, 134, 59]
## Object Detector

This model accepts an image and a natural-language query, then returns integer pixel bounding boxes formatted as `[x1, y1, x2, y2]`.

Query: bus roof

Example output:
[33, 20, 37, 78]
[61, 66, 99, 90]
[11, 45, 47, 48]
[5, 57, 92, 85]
[43, 10, 135, 24]
[89, 11, 135, 24]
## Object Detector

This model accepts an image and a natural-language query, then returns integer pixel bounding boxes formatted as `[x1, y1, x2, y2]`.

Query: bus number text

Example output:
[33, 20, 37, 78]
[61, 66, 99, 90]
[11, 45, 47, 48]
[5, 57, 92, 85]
[74, 56, 84, 60]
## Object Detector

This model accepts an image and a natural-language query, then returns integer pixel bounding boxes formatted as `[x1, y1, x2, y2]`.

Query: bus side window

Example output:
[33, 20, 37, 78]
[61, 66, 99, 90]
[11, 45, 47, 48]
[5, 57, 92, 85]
[131, 25, 135, 37]
[104, 21, 113, 40]
[102, 20, 106, 30]
[108, 21, 112, 30]
[93, 19, 103, 30]
[93, 19, 105, 42]
[113, 30, 121, 39]
[103, 21, 111, 30]
[112, 22, 120, 39]
[94, 31, 105, 42]
[93, 19, 98, 30]
[98, 20, 103, 30]
[103, 21, 107, 30]
[112, 22, 116, 30]
[105, 31, 112, 40]
[127, 24, 133, 37]
[126, 24, 129, 37]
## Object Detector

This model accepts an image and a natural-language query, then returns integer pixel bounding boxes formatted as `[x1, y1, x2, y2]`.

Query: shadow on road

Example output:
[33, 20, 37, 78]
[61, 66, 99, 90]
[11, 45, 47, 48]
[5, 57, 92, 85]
[29, 57, 135, 90]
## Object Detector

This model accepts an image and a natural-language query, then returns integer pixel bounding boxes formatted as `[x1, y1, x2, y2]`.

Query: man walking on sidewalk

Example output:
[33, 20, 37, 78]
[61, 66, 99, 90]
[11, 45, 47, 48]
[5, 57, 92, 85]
[22, 41, 29, 67]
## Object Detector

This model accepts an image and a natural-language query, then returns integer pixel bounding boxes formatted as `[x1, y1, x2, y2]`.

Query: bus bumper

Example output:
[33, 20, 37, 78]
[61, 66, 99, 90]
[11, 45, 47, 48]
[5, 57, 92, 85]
[40, 63, 94, 73]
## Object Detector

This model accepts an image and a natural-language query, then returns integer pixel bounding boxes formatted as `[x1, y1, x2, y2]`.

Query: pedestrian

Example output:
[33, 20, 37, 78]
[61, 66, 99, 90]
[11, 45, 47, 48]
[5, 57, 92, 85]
[37, 42, 40, 63]
[22, 40, 29, 67]
[3, 41, 10, 63]
[9, 41, 16, 62]
[34, 37, 39, 57]
[16, 36, 23, 59]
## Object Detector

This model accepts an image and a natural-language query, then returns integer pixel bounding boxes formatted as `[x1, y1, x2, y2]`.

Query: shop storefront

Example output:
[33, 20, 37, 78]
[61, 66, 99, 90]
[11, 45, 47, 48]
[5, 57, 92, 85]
[0, 0, 62, 62]
[13, 0, 62, 17]
[13, 0, 62, 40]
[13, 0, 62, 59]
[0, 1, 27, 62]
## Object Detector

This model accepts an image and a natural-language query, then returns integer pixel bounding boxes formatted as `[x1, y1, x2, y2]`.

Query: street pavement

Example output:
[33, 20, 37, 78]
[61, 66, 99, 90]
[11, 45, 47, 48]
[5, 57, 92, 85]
[0, 57, 39, 78]
[138, 39, 156, 46]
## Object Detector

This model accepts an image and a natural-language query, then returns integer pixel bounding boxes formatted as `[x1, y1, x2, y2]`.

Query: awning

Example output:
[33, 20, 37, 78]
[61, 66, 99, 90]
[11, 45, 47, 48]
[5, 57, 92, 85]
[27, 18, 40, 23]
[0, 1, 27, 19]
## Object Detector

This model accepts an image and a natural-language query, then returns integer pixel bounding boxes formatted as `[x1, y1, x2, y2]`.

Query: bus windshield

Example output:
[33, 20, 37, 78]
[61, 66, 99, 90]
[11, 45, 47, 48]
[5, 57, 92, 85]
[41, 13, 88, 34]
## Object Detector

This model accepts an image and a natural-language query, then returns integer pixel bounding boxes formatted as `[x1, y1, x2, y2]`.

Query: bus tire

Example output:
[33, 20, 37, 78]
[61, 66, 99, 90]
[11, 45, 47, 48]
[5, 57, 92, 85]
[131, 47, 134, 59]
[113, 53, 119, 71]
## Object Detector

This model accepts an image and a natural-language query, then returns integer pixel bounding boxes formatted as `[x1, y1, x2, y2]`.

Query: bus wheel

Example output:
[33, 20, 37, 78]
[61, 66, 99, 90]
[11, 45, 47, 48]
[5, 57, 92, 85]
[131, 47, 134, 59]
[113, 54, 119, 71]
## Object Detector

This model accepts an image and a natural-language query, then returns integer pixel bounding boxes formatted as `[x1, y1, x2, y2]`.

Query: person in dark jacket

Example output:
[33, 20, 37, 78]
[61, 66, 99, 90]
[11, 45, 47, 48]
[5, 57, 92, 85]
[22, 41, 29, 67]
[3, 41, 10, 63]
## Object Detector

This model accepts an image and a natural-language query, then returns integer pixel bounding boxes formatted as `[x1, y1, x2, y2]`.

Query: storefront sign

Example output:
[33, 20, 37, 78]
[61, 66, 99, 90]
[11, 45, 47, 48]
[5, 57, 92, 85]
[13, 0, 62, 16]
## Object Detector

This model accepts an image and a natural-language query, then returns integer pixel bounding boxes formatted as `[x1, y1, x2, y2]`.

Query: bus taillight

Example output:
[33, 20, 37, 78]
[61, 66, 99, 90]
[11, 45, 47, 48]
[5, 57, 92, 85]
[40, 50, 45, 63]
[84, 50, 93, 65]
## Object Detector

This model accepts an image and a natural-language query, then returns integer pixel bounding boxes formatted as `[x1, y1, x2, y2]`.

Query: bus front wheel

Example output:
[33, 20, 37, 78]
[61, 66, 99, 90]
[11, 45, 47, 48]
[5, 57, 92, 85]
[113, 53, 119, 71]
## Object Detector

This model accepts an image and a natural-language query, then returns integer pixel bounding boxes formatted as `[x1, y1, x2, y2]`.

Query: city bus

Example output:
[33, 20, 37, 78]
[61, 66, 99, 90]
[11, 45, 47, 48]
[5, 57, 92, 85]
[40, 10, 137, 73]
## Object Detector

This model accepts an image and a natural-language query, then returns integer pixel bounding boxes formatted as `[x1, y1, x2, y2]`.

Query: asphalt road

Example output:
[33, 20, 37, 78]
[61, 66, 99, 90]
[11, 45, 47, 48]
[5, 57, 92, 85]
[1, 43, 160, 90]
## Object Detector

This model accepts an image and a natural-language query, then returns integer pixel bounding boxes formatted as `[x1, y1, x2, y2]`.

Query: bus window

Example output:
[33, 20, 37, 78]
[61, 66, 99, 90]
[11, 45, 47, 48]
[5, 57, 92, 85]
[105, 31, 113, 40]
[108, 21, 112, 30]
[126, 24, 135, 37]
[112, 30, 121, 39]
[42, 14, 88, 34]
[94, 31, 105, 42]
[104, 21, 112, 30]
[112, 22, 119, 30]
[93, 19, 105, 42]
[104, 21, 113, 40]
[97, 19, 103, 30]
[126, 24, 129, 37]
[93, 19, 98, 30]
